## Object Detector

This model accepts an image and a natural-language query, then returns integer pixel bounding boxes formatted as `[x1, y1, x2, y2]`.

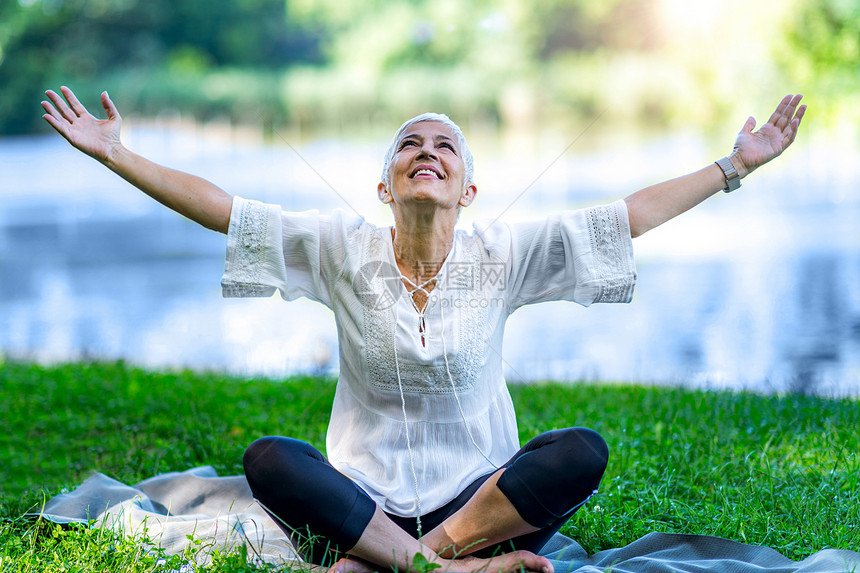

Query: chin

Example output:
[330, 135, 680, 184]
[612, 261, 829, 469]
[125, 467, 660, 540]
[409, 195, 442, 205]
[406, 187, 443, 202]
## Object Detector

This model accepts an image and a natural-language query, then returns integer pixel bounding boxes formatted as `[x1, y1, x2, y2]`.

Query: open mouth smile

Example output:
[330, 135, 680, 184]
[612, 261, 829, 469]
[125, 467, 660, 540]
[409, 165, 444, 179]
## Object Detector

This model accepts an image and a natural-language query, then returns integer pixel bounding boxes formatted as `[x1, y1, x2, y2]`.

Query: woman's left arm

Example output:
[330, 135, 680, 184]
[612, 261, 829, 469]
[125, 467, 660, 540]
[624, 94, 806, 238]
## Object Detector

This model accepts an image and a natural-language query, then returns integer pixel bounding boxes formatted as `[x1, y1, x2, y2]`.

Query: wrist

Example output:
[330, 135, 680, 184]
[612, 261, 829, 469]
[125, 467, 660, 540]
[729, 152, 750, 179]
[103, 142, 129, 170]
[715, 156, 742, 193]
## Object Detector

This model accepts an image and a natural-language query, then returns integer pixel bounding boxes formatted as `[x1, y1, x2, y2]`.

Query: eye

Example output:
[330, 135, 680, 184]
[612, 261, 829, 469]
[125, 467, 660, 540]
[399, 140, 418, 150]
[439, 142, 455, 151]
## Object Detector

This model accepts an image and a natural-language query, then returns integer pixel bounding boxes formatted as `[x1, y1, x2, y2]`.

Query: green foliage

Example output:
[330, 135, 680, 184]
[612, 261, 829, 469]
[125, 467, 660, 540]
[784, 0, 860, 76]
[5, 0, 847, 136]
[95, 67, 287, 124]
[283, 65, 505, 134]
[0, 0, 321, 134]
[410, 551, 442, 573]
[288, 0, 527, 71]
[0, 361, 333, 504]
[779, 0, 860, 124]
[522, 0, 663, 58]
[1, 361, 858, 570]
[0, 0, 747, 136]
[513, 382, 860, 556]
[1, 518, 180, 572]
[0, 517, 293, 571]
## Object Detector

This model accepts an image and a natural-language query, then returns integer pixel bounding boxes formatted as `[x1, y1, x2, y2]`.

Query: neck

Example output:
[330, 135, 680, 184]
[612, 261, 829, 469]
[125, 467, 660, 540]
[391, 206, 457, 283]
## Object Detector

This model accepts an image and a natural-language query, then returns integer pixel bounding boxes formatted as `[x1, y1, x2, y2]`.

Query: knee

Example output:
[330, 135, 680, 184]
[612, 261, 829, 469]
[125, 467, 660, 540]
[555, 427, 609, 484]
[243, 436, 317, 488]
[243, 436, 275, 475]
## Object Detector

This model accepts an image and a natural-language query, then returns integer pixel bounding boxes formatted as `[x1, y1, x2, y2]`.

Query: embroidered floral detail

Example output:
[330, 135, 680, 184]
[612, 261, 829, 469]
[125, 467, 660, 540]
[223, 199, 271, 297]
[586, 203, 633, 303]
[361, 230, 489, 394]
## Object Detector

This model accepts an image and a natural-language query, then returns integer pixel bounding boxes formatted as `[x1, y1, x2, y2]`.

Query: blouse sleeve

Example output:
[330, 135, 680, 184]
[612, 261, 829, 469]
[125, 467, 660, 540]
[475, 199, 637, 311]
[221, 196, 340, 307]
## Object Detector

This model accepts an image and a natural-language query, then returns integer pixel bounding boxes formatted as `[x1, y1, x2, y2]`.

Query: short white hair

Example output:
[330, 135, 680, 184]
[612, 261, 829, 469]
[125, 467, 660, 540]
[381, 112, 474, 188]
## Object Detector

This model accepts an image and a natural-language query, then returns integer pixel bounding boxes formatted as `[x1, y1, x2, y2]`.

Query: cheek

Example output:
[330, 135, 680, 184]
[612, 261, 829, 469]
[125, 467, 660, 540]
[394, 155, 414, 177]
[447, 161, 466, 183]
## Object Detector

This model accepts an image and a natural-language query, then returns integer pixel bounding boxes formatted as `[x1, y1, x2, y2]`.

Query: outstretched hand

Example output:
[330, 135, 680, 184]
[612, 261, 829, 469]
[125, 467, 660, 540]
[41, 86, 123, 164]
[731, 94, 806, 178]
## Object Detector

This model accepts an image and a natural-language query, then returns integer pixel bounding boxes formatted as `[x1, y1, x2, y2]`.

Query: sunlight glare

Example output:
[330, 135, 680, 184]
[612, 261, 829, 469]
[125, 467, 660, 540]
[660, 0, 731, 40]
[660, 0, 793, 45]
[661, 0, 725, 37]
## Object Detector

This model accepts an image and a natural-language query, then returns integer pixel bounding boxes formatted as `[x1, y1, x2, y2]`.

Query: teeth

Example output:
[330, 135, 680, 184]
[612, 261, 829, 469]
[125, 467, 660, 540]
[414, 169, 440, 179]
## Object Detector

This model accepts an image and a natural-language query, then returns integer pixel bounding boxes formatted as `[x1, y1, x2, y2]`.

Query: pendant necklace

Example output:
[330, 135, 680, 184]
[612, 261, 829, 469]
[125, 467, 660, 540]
[400, 275, 435, 348]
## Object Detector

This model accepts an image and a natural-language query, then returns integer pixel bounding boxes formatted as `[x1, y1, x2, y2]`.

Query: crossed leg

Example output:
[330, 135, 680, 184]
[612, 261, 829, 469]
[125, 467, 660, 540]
[332, 499, 551, 573]
[421, 468, 539, 558]
[243, 429, 608, 573]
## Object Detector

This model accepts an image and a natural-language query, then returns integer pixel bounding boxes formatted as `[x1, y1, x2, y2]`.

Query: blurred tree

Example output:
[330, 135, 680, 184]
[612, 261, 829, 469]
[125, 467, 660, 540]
[776, 0, 860, 125]
[521, 0, 662, 59]
[281, 0, 532, 128]
[784, 0, 859, 76]
[0, 0, 323, 133]
[782, 0, 860, 88]
[286, 0, 525, 71]
[2, 0, 833, 135]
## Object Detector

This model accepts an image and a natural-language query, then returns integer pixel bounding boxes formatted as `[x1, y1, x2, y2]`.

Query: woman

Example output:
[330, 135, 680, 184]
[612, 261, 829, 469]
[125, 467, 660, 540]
[41, 87, 805, 573]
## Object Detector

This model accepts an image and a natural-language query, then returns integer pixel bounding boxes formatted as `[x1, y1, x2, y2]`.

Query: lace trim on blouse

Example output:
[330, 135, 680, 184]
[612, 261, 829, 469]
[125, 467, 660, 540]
[586, 203, 633, 303]
[222, 199, 271, 297]
[361, 229, 489, 395]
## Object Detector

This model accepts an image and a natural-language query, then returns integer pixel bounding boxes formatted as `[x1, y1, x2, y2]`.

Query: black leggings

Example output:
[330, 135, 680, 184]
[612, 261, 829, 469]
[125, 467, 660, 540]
[243, 428, 608, 566]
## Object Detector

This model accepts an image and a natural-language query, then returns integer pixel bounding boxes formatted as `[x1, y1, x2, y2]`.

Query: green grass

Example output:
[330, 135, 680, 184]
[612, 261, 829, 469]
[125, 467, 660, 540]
[1, 361, 858, 571]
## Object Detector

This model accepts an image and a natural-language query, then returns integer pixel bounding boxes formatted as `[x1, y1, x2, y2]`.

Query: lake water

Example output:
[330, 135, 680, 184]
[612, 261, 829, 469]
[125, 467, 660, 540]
[1, 126, 858, 397]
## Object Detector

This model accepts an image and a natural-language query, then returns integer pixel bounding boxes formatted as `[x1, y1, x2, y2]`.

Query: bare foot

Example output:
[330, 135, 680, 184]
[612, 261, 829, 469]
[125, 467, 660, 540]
[328, 549, 551, 573]
[451, 550, 553, 573]
[329, 556, 387, 573]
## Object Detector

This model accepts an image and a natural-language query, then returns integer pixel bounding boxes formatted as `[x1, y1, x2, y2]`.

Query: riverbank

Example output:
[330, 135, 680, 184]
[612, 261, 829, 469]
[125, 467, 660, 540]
[1, 361, 857, 570]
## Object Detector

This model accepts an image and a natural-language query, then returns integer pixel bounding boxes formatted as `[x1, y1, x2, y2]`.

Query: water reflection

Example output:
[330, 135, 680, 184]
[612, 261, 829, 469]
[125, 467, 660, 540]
[1, 130, 858, 398]
[503, 250, 860, 397]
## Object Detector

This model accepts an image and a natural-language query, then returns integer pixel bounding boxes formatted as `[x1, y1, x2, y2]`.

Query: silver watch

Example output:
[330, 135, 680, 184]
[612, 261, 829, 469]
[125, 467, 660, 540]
[715, 156, 741, 193]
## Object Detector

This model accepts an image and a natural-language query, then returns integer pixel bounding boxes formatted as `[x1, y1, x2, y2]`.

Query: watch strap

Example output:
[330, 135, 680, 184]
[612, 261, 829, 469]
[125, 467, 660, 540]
[715, 156, 741, 193]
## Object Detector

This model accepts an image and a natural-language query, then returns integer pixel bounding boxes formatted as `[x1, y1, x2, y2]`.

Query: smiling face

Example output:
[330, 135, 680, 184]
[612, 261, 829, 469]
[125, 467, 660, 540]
[381, 113, 474, 189]
[378, 120, 477, 213]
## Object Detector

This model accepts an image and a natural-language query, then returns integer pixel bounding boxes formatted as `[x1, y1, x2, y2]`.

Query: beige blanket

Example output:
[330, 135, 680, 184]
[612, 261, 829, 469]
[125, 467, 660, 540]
[30, 467, 860, 572]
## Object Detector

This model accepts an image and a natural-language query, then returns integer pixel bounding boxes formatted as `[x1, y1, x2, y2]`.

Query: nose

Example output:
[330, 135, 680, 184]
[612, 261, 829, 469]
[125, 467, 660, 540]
[416, 140, 438, 160]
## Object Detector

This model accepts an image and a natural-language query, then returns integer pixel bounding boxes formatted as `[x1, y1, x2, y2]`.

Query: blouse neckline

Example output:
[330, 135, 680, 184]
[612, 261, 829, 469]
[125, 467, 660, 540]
[385, 227, 457, 310]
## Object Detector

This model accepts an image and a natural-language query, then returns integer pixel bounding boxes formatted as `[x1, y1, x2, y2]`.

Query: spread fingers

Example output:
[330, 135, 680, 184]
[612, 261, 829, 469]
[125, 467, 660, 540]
[44, 88, 77, 123]
[60, 86, 89, 118]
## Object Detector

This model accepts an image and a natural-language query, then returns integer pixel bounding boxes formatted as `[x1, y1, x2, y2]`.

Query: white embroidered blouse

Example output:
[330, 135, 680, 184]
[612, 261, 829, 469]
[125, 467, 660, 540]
[222, 196, 637, 517]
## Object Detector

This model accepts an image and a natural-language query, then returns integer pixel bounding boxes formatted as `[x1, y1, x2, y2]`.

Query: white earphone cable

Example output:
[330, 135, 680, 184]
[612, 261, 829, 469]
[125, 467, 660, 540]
[392, 300, 423, 537]
[439, 300, 499, 470]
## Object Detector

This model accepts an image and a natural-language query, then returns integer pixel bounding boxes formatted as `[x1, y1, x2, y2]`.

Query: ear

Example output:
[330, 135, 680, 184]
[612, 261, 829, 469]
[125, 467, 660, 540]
[458, 182, 478, 208]
[378, 181, 393, 204]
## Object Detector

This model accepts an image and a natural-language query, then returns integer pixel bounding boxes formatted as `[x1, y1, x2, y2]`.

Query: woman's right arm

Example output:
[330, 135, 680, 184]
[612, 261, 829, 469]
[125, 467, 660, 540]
[42, 86, 232, 234]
